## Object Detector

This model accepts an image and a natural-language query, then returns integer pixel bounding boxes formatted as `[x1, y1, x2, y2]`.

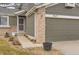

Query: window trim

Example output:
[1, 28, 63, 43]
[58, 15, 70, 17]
[0, 16, 10, 27]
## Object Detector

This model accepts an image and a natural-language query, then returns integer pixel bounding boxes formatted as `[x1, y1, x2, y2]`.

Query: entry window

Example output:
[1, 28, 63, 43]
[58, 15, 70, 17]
[0, 16, 9, 27]
[19, 16, 25, 31]
[19, 18, 23, 24]
[19, 25, 23, 30]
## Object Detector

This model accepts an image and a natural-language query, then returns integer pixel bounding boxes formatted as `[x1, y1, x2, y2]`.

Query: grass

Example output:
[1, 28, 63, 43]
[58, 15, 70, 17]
[25, 47, 63, 55]
[0, 39, 30, 55]
[0, 38, 63, 55]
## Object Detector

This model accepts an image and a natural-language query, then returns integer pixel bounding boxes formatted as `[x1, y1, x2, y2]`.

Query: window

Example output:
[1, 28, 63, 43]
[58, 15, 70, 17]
[65, 3, 75, 8]
[0, 16, 9, 27]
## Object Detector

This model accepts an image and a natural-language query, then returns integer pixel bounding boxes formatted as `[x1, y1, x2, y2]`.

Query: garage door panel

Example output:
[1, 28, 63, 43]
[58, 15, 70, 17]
[45, 18, 79, 42]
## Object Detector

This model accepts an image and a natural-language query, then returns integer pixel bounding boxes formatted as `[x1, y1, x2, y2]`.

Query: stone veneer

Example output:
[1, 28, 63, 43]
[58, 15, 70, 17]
[35, 7, 45, 43]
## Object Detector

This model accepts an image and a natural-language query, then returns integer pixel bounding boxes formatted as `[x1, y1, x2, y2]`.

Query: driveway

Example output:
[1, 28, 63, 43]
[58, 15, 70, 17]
[17, 36, 79, 55]
[53, 40, 79, 55]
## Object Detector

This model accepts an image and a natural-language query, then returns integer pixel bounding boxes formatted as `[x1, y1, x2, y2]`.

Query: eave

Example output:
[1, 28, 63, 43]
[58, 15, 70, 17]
[25, 3, 59, 16]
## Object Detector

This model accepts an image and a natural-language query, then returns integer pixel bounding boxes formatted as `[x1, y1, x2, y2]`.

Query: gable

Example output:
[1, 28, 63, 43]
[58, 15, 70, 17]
[46, 3, 79, 16]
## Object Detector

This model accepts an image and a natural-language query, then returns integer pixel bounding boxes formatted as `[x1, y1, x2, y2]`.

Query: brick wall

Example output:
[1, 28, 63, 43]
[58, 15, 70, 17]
[35, 7, 46, 43]
[0, 26, 17, 36]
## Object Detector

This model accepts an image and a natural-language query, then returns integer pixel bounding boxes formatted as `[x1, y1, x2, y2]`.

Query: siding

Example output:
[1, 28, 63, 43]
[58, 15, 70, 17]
[45, 3, 79, 42]
[27, 3, 35, 11]
[9, 16, 17, 26]
[46, 3, 79, 16]
[26, 13, 35, 37]
[0, 16, 17, 36]
[9, 16, 17, 32]
[45, 18, 79, 42]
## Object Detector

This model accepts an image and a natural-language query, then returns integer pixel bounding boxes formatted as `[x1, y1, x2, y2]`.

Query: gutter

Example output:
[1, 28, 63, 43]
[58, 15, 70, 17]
[0, 13, 15, 16]
[14, 10, 26, 15]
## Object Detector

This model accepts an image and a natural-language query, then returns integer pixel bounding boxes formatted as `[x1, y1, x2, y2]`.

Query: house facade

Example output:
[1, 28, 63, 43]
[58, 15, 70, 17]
[25, 3, 79, 43]
[0, 7, 17, 36]
[0, 3, 34, 36]
[1, 3, 79, 43]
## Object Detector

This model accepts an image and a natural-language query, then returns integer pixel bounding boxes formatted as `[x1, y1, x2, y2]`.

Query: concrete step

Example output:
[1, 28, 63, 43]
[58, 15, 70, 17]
[17, 36, 34, 48]
[17, 33, 25, 36]
[17, 36, 42, 48]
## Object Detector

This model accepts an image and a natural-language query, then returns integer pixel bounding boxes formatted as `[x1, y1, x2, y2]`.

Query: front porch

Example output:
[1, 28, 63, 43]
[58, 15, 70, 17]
[17, 36, 42, 48]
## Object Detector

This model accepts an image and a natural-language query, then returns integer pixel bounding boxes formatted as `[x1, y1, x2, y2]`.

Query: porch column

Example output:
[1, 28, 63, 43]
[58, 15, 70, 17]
[17, 16, 19, 33]
[35, 7, 45, 43]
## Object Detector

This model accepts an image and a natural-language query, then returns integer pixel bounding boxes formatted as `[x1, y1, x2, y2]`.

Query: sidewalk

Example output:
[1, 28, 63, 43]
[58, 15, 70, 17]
[53, 40, 79, 55]
[17, 36, 42, 48]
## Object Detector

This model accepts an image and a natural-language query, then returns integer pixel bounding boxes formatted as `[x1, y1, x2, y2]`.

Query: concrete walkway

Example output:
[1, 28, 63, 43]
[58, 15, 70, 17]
[53, 40, 79, 55]
[17, 36, 79, 54]
[17, 36, 42, 48]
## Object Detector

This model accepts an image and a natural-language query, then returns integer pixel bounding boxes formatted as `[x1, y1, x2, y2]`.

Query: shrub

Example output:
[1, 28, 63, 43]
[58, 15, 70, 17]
[15, 34, 17, 37]
[4, 32, 10, 38]
[24, 34, 28, 38]
[12, 39, 21, 45]
[9, 36, 14, 41]
[30, 39, 36, 43]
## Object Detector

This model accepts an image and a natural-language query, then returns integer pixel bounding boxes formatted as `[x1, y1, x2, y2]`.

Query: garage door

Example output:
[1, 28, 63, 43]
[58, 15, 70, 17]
[45, 18, 79, 42]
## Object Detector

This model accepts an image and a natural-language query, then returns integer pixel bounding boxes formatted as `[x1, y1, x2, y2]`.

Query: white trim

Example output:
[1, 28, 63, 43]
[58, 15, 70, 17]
[27, 35, 35, 40]
[25, 6, 36, 16]
[25, 3, 58, 16]
[17, 16, 19, 33]
[36, 3, 50, 8]
[65, 3, 75, 8]
[25, 4, 48, 16]
[7, 16, 9, 27]
[0, 25, 10, 27]
[34, 13, 36, 39]
[0, 16, 10, 27]
[45, 14, 79, 19]
[15, 10, 25, 15]
[45, 3, 59, 8]
[17, 16, 25, 33]
[23, 17, 25, 32]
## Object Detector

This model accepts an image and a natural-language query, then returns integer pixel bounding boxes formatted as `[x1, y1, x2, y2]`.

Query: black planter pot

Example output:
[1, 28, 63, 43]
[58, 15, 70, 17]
[43, 42, 52, 51]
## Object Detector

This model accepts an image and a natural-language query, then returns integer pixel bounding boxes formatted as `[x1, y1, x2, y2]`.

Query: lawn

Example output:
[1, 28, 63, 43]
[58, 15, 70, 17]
[0, 39, 63, 55]
[0, 39, 30, 55]
[25, 47, 63, 55]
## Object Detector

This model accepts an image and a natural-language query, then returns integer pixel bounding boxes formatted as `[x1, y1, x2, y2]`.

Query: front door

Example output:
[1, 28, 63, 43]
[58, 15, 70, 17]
[18, 16, 25, 33]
